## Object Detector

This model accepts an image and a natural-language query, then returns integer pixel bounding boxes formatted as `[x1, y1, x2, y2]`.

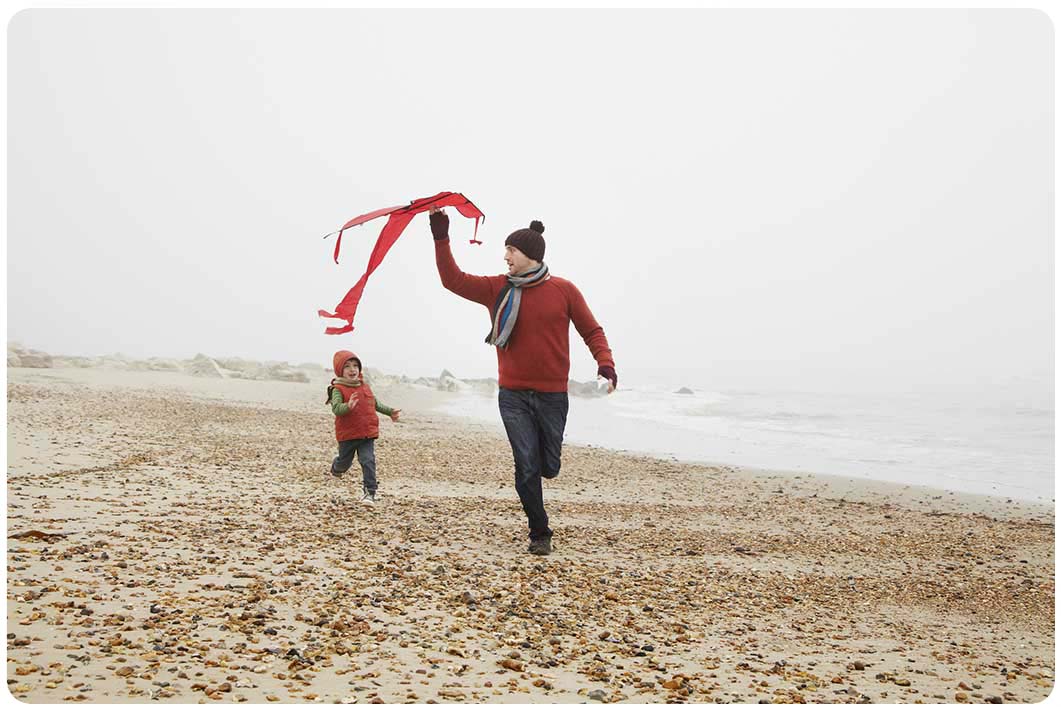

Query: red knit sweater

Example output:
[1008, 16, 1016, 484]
[435, 239, 614, 392]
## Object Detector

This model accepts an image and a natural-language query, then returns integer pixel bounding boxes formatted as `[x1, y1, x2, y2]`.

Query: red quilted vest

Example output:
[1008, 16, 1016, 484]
[332, 350, 380, 441]
[333, 383, 380, 441]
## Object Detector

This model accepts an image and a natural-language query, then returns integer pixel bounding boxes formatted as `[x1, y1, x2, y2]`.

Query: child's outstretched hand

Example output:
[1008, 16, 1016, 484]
[389, 409, 402, 422]
[348, 396, 359, 408]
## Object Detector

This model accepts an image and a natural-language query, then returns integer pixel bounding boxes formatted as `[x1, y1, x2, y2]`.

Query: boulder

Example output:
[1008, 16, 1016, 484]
[52, 356, 97, 368]
[265, 365, 310, 383]
[464, 378, 498, 395]
[12, 349, 54, 368]
[674, 387, 694, 395]
[128, 357, 182, 372]
[568, 379, 608, 398]
[438, 369, 467, 392]
[186, 354, 227, 378]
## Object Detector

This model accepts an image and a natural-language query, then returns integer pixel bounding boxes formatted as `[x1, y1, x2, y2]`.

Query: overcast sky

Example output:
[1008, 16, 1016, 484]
[7, 9, 1053, 393]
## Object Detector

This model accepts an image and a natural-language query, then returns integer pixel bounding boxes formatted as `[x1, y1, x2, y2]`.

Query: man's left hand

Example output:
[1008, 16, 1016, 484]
[598, 366, 617, 394]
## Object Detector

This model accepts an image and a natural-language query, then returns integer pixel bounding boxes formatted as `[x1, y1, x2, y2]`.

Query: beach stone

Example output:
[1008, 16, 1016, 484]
[588, 689, 607, 701]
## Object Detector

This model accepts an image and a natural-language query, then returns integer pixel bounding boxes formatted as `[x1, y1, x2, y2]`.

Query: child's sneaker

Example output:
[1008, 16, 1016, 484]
[360, 492, 376, 505]
[330, 468, 345, 479]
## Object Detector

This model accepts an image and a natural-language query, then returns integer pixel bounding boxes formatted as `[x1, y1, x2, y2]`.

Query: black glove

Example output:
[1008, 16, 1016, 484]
[429, 210, 450, 241]
[598, 365, 617, 390]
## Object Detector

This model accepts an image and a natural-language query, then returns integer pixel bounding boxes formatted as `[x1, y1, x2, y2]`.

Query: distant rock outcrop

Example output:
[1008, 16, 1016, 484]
[568, 378, 609, 398]
[438, 369, 467, 392]
[6, 343, 53, 369]
[264, 365, 309, 383]
[7, 345, 610, 393]
[127, 358, 182, 372]
[187, 354, 227, 378]
[675, 387, 694, 395]
[463, 378, 499, 396]
[55, 355, 104, 368]
[94, 355, 127, 370]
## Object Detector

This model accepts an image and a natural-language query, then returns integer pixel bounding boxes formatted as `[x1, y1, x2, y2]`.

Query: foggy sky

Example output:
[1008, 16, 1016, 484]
[7, 9, 1053, 393]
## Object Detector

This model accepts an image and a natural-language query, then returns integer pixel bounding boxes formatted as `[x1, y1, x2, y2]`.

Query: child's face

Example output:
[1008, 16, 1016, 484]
[343, 359, 360, 378]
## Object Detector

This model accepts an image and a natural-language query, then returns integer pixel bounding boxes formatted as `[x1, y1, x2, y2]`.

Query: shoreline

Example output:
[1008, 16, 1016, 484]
[9, 365, 1053, 522]
[437, 389, 1054, 507]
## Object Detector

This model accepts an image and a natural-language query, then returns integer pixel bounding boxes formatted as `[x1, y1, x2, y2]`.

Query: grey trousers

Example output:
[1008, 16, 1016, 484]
[331, 438, 378, 494]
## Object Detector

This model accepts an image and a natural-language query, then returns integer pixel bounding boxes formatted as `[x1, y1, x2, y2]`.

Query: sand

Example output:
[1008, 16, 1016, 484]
[5, 366, 1054, 704]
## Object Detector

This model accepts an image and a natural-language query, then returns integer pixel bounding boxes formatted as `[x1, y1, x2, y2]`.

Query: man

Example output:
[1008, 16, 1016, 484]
[429, 207, 617, 556]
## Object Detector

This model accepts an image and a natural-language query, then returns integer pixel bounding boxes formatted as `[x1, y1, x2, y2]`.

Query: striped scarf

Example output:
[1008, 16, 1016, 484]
[485, 263, 551, 349]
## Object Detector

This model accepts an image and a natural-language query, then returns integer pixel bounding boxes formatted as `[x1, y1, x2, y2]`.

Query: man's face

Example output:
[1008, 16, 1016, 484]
[504, 245, 535, 275]
[343, 360, 360, 378]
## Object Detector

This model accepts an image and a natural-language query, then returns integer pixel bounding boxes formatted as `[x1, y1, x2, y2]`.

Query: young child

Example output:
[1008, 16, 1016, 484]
[327, 350, 401, 504]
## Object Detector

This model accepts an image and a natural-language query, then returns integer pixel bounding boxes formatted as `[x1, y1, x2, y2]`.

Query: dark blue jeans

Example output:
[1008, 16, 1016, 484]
[498, 388, 569, 540]
[332, 438, 378, 494]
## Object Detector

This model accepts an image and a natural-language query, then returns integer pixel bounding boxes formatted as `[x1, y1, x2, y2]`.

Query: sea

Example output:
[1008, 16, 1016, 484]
[441, 380, 1055, 503]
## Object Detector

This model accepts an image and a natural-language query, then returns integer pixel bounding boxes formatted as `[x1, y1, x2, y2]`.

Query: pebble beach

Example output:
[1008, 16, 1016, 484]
[5, 365, 1055, 704]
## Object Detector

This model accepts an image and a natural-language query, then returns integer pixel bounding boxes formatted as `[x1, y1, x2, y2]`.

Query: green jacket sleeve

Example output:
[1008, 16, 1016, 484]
[330, 387, 352, 416]
[374, 398, 395, 417]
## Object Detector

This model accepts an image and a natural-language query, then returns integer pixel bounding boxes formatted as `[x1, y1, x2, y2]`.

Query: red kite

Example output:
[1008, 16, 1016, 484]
[318, 191, 485, 335]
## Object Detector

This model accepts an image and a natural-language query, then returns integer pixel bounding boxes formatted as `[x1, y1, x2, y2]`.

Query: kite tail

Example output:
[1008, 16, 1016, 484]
[333, 230, 344, 264]
[469, 217, 482, 245]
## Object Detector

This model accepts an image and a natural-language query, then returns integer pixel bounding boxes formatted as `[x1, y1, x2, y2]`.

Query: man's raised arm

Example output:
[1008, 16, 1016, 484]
[430, 208, 498, 307]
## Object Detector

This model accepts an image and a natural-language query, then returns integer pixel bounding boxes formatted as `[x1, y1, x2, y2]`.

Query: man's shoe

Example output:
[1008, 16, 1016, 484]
[528, 536, 552, 556]
[360, 492, 375, 505]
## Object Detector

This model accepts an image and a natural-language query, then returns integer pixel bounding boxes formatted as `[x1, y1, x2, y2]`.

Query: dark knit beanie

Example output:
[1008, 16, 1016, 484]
[504, 220, 546, 262]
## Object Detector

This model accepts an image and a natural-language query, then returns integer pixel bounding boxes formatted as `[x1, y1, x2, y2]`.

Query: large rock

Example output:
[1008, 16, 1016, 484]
[186, 354, 227, 378]
[568, 378, 608, 398]
[674, 387, 694, 395]
[97, 354, 131, 370]
[9, 346, 53, 368]
[215, 357, 257, 374]
[52, 356, 98, 368]
[362, 367, 392, 386]
[463, 378, 498, 395]
[265, 364, 309, 383]
[438, 369, 467, 392]
[128, 357, 183, 372]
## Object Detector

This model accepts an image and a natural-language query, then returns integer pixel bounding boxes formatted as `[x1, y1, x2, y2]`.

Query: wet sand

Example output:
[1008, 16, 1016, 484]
[6, 367, 1054, 703]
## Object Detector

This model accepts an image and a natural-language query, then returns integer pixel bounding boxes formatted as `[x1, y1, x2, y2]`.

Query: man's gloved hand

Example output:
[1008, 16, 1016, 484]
[429, 208, 450, 241]
[598, 365, 617, 393]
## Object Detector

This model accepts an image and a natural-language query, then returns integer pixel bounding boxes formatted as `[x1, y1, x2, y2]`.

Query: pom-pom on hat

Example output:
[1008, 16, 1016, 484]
[504, 220, 546, 262]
